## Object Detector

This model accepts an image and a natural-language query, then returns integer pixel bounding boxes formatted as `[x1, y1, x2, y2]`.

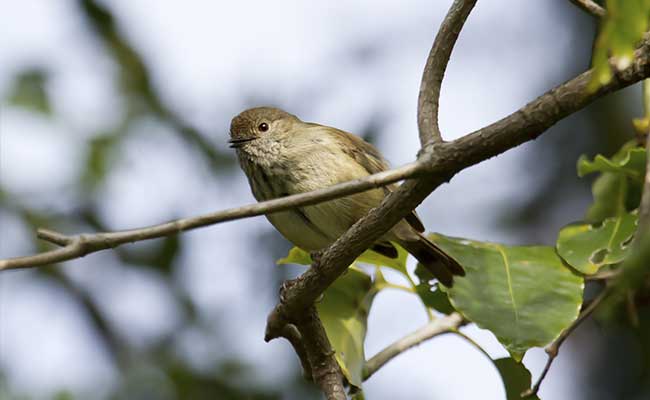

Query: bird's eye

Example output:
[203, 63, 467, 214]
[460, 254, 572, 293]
[258, 122, 269, 132]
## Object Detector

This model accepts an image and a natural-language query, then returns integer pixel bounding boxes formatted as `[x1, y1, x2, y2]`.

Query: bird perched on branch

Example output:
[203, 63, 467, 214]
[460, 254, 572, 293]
[229, 107, 464, 286]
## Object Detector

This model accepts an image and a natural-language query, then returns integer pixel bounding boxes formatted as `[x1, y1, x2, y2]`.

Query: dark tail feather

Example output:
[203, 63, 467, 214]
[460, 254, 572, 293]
[400, 233, 465, 287]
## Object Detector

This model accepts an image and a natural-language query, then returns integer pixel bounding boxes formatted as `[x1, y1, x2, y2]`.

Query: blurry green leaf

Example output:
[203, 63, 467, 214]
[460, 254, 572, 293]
[115, 233, 181, 276]
[81, 134, 120, 190]
[557, 211, 638, 274]
[53, 390, 76, 400]
[579, 143, 646, 221]
[494, 358, 538, 400]
[578, 147, 647, 180]
[589, 0, 650, 91]
[586, 172, 628, 221]
[414, 264, 455, 314]
[276, 247, 312, 265]
[432, 233, 584, 361]
[351, 391, 366, 400]
[7, 69, 51, 114]
[318, 267, 378, 391]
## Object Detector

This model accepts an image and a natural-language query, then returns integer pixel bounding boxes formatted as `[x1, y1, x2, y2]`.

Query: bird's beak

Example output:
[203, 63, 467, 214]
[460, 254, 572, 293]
[228, 137, 256, 148]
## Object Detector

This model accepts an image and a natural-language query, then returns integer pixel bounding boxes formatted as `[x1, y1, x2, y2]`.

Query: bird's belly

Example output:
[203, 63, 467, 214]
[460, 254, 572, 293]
[243, 150, 385, 251]
[267, 210, 335, 251]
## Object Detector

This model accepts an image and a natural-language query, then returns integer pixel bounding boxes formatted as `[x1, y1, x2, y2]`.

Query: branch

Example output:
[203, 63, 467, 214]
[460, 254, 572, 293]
[280, 324, 313, 381]
[568, 0, 606, 18]
[418, 0, 477, 145]
[0, 163, 421, 271]
[363, 313, 463, 380]
[294, 307, 346, 400]
[523, 286, 611, 398]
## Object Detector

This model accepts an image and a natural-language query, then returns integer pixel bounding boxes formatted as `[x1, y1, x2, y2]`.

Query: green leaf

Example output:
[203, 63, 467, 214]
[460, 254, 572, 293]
[276, 247, 312, 265]
[414, 264, 455, 314]
[81, 134, 121, 190]
[7, 69, 51, 114]
[318, 267, 378, 390]
[589, 0, 650, 91]
[586, 172, 628, 221]
[579, 144, 646, 221]
[557, 211, 638, 274]
[578, 147, 647, 181]
[432, 233, 584, 361]
[494, 358, 539, 400]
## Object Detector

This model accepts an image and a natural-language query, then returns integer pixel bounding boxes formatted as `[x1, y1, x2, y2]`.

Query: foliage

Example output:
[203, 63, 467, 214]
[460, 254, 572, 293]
[494, 358, 539, 400]
[590, 0, 650, 90]
[276, 141, 648, 396]
[435, 235, 584, 361]
[7, 69, 51, 114]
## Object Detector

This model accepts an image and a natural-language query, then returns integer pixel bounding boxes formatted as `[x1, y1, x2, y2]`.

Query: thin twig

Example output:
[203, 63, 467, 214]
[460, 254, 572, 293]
[568, 0, 606, 18]
[523, 286, 611, 398]
[453, 329, 493, 361]
[418, 0, 477, 146]
[0, 163, 422, 271]
[363, 313, 463, 380]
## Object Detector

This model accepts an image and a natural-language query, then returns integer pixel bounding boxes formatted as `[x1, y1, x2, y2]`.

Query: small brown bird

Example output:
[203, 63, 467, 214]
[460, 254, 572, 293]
[230, 107, 464, 286]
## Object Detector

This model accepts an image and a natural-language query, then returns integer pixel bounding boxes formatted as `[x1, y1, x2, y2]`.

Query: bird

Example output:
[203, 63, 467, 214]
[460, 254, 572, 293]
[229, 106, 464, 286]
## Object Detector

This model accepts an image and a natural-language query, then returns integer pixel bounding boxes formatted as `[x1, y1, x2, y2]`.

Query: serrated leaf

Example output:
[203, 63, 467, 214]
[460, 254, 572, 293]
[414, 264, 455, 314]
[494, 358, 539, 400]
[318, 267, 378, 391]
[557, 211, 638, 274]
[7, 69, 51, 114]
[432, 233, 584, 361]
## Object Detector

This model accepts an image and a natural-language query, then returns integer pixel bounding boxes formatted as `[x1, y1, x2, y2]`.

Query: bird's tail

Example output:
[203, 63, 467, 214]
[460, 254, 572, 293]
[399, 232, 465, 287]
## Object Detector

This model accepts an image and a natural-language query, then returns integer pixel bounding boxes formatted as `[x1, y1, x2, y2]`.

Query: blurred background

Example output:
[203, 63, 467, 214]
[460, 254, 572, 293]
[1, 0, 648, 399]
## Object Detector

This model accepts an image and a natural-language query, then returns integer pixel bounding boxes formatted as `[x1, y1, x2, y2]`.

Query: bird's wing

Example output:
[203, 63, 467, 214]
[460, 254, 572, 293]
[313, 124, 426, 233]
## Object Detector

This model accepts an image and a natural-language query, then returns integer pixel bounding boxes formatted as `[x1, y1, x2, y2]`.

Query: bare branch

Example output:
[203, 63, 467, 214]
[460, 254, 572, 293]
[280, 324, 313, 381]
[523, 286, 611, 398]
[363, 313, 463, 380]
[418, 0, 477, 145]
[0, 163, 422, 271]
[568, 0, 606, 18]
[294, 307, 346, 400]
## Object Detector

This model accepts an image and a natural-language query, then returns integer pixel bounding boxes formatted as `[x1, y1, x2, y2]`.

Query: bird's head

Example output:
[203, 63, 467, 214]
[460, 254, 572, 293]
[229, 107, 299, 148]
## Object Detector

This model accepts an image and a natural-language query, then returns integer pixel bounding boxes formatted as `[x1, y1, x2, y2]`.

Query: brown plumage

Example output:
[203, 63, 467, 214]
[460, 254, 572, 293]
[230, 106, 464, 286]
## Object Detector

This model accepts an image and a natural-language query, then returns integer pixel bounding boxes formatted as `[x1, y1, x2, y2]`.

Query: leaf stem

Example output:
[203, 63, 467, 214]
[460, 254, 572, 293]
[522, 285, 611, 397]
